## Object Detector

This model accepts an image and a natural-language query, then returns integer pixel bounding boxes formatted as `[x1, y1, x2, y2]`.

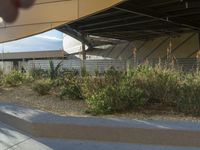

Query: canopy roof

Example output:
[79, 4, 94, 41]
[58, 0, 200, 41]
[0, 0, 123, 43]
[0, 50, 67, 61]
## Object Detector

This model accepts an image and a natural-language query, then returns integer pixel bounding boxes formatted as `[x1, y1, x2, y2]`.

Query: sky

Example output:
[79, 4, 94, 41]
[0, 29, 63, 53]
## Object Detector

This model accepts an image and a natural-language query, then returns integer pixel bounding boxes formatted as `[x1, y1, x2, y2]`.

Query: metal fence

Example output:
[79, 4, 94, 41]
[142, 58, 198, 72]
[27, 59, 127, 74]
[27, 58, 199, 74]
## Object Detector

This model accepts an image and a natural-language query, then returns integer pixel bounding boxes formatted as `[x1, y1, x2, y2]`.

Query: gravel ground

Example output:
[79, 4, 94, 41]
[0, 85, 88, 117]
[0, 85, 199, 122]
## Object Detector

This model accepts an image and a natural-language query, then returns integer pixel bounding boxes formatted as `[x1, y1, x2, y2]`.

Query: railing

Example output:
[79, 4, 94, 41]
[141, 58, 198, 72]
[27, 58, 199, 74]
[27, 59, 127, 74]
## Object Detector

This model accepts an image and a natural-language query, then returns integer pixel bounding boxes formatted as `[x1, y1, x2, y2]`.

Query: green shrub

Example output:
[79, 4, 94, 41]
[94, 67, 100, 76]
[178, 73, 200, 115]
[146, 66, 180, 106]
[81, 64, 89, 77]
[32, 79, 52, 95]
[0, 69, 3, 77]
[4, 71, 25, 86]
[26, 63, 200, 116]
[127, 65, 181, 106]
[53, 69, 81, 99]
[81, 77, 104, 98]
[59, 77, 83, 100]
[0, 69, 4, 86]
[105, 66, 124, 86]
[60, 84, 82, 100]
[84, 66, 147, 114]
[29, 68, 48, 79]
[62, 69, 79, 77]
[86, 86, 121, 114]
[64, 64, 200, 116]
[85, 72, 148, 115]
[86, 82, 147, 115]
[49, 60, 63, 80]
[23, 75, 34, 85]
[120, 77, 148, 107]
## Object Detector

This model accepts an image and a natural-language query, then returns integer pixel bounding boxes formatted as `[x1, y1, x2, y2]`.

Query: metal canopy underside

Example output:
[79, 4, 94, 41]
[58, 0, 200, 41]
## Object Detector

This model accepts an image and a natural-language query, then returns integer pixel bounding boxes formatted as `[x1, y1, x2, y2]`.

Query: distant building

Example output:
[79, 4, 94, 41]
[0, 50, 68, 73]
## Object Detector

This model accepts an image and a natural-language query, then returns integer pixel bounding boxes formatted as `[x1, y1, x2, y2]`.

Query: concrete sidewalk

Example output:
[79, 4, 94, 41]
[0, 121, 50, 150]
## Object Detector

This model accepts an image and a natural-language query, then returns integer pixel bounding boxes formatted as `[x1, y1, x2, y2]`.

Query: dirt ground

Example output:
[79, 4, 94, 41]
[0, 85, 199, 122]
[0, 85, 88, 117]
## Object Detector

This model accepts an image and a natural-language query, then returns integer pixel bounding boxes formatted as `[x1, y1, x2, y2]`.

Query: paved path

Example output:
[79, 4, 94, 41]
[0, 103, 199, 131]
[0, 103, 200, 150]
[0, 121, 200, 150]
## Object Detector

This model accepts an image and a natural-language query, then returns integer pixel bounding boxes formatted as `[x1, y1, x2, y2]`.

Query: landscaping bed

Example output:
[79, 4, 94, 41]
[0, 61, 200, 122]
[0, 85, 199, 122]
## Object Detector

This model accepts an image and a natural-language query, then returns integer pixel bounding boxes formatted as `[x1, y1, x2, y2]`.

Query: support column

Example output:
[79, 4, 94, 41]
[82, 41, 86, 60]
[80, 33, 87, 76]
[197, 33, 200, 73]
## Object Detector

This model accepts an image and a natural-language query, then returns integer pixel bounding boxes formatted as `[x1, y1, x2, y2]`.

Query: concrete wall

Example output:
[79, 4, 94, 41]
[0, 60, 29, 74]
[86, 32, 200, 61]
[0, 61, 13, 74]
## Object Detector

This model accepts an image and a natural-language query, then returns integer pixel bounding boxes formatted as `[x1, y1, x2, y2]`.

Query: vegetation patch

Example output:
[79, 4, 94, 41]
[59, 77, 83, 100]
[32, 79, 52, 95]
[1, 60, 200, 117]
[4, 71, 26, 87]
[29, 68, 48, 79]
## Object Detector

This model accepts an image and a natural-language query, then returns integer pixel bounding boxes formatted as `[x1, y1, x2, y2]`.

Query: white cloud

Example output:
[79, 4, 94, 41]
[35, 35, 63, 41]
[0, 30, 63, 52]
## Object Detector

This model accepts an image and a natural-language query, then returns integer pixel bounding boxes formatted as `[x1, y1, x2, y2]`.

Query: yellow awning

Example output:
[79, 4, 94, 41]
[0, 0, 123, 43]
